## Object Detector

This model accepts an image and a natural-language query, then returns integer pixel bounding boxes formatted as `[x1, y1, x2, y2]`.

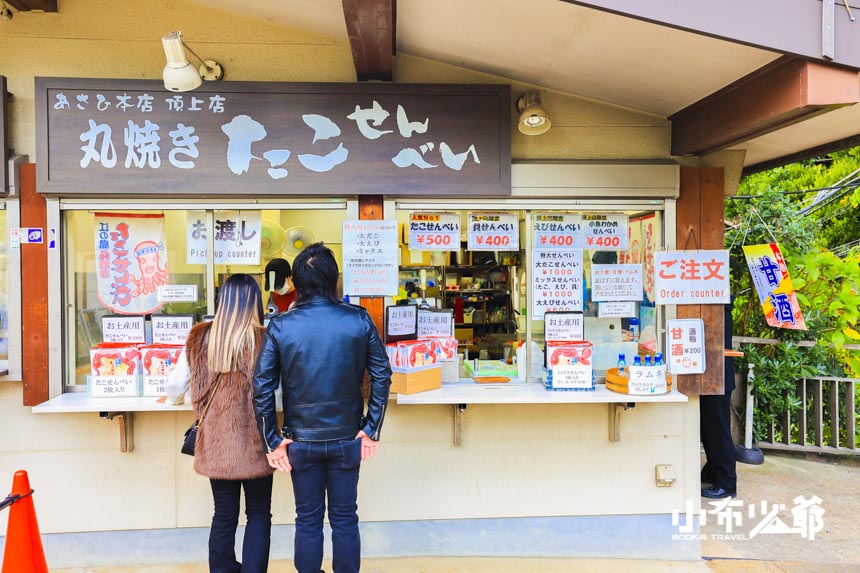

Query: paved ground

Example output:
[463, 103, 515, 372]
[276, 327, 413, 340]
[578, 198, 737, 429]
[51, 453, 860, 573]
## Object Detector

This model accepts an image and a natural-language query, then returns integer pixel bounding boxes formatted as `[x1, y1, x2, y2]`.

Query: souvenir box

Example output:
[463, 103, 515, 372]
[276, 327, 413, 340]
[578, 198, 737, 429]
[140, 345, 184, 397]
[88, 344, 142, 397]
[545, 341, 594, 392]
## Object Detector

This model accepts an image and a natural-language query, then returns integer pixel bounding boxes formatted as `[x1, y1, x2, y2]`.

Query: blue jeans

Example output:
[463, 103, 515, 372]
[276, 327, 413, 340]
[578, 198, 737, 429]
[208, 475, 273, 573]
[288, 438, 362, 573]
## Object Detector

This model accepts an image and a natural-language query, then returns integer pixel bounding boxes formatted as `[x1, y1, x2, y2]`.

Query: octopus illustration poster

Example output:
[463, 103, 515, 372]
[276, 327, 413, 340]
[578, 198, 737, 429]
[95, 213, 169, 315]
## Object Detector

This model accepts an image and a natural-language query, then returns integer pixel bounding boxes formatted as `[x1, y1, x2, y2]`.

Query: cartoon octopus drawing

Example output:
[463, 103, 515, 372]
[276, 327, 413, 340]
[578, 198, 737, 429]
[130, 241, 169, 297]
[91, 348, 140, 376]
[143, 348, 176, 377]
[549, 345, 592, 367]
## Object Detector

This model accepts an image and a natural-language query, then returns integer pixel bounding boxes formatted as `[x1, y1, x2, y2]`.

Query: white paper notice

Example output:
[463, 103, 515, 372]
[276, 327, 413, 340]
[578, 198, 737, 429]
[101, 315, 146, 344]
[533, 213, 582, 250]
[157, 285, 198, 302]
[88, 375, 139, 397]
[408, 212, 460, 251]
[342, 220, 398, 296]
[186, 211, 262, 265]
[598, 301, 636, 318]
[152, 315, 194, 345]
[544, 312, 584, 342]
[531, 249, 583, 318]
[627, 365, 668, 395]
[654, 250, 730, 304]
[468, 213, 519, 251]
[551, 364, 593, 389]
[591, 264, 643, 302]
[666, 318, 706, 375]
[582, 213, 628, 250]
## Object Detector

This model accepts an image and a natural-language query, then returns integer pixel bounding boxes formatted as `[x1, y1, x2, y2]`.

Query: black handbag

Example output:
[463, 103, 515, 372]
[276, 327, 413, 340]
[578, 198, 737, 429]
[181, 373, 223, 456]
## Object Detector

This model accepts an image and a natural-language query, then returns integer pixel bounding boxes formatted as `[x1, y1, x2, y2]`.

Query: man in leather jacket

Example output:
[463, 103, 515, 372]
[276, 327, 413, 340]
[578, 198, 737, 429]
[252, 242, 391, 573]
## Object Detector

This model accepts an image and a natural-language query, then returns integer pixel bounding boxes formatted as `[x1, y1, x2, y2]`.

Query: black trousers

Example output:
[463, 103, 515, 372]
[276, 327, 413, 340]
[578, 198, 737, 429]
[700, 392, 737, 492]
[208, 475, 274, 573]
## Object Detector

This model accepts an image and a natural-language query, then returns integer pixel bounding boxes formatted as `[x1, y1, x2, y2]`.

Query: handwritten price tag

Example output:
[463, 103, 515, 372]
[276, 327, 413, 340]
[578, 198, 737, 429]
[582, 214, 628, 251]
[409, 213, 460, 251]
[468, 213, 519, 251]
[533, 213, 582, 250]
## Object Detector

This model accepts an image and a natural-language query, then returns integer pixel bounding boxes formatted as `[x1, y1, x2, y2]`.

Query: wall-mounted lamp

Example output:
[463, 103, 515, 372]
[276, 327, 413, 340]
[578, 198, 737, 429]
[516, 89, 551, 136]
[162, 31, 223, 92]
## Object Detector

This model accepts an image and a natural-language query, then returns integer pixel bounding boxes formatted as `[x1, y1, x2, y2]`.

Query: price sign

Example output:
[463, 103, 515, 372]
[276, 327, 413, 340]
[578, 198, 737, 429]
[87, 375, 140, 397]
[152, 315, 194, 345]
[590, 264, 643, 302]
[551, 364, 593, 389]
[417, 308, 455, 338]
[101, 315, 146, 344]
[408, 212, 460, 251]
[531, 249, 583, 318]
[468, 213, 519, 251]
[544, 312, 584, 342]
[533, 213, 582, 250]
[582, 214, 628, 251]
[666, 318, 706, 375]
[385, 305, 418, 343]
[627, 365, 668, 395]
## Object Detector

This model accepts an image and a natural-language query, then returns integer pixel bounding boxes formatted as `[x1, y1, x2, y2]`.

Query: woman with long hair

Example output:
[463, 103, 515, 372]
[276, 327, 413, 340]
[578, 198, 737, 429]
[167, 274, 274, 573]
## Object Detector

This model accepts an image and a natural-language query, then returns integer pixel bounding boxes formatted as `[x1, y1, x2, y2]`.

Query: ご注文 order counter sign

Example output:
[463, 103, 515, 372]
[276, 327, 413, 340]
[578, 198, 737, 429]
[654, 250, 730, 304]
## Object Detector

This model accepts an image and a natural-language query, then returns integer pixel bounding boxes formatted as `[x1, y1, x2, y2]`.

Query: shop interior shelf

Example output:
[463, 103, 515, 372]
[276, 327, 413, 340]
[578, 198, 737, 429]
[396, 382, 688, 405]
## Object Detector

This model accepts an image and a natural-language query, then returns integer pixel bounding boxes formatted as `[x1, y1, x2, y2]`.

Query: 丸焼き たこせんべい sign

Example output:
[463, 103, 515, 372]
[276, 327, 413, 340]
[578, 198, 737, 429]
[36, 79, 510, 196]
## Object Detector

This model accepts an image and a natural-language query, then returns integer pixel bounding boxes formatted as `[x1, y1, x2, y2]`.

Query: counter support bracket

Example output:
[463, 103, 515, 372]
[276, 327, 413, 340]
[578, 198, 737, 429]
[608, 402, 635, 442]
[453, 404, 467, 446]
[100, 412, 134, 453]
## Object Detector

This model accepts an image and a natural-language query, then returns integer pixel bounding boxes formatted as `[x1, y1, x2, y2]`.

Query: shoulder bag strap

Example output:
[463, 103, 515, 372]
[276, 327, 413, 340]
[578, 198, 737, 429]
[196, 372, 224, 428]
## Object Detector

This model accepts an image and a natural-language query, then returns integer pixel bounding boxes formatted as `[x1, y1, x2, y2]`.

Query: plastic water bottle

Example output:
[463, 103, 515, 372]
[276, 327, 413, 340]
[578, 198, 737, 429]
[644, 355, 652, 367]
[629, 317, 640, 342]
[617, 353, 627, 378]
[633, 355, 642, 367]
[654, 352, 664, 366]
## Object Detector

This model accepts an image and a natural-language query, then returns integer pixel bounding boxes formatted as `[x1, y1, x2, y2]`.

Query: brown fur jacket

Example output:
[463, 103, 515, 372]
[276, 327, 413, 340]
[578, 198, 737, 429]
[185, 322, 273, 480]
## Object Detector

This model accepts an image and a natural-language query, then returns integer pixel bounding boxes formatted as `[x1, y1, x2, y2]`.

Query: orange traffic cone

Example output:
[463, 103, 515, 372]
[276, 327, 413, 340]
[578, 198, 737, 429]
[1, 470, 48, 573]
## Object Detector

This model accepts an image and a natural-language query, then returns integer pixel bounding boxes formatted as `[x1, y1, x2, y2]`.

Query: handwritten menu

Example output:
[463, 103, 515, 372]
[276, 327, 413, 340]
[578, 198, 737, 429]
[531, 249, 583, 318]
[544, 312, 584, 341]
[590, 264, 643, 302]
[385, 305, 418, 343]
[417, 309, 455, 338]
[582, 214, 628, 250]
[666, 318, 706, 375]
[152, 315, 194, 345]
[342, 220, 398, 296]
[533, 213, 582, 250]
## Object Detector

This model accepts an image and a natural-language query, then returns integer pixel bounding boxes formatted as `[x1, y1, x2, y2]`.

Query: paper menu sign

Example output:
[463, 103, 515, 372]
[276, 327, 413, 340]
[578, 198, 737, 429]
[384, 305, 418, 343]
[582, 213, 628, 250]
[544, 312, 584, 342]
[590, 264, 643, 302]
[531, 249, 583, 318]
[342, 220, 399, 296]
[666, 318, 706, 375]
[151, 315, 194, 345]
[417, 309, 455, 338]
[101, 315, 146, 344]
[533, 213, 582, 250]
[408, 212, 460, 251]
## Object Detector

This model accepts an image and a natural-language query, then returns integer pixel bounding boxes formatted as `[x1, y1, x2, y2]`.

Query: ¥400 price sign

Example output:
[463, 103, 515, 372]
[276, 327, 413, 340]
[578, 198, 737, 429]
[468, 213, 519, 251]
[582, 214, 628, 251]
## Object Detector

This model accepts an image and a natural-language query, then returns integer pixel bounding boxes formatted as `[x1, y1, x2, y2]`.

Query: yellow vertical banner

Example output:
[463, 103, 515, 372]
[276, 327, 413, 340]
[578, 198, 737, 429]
[743, 243, 807, 330]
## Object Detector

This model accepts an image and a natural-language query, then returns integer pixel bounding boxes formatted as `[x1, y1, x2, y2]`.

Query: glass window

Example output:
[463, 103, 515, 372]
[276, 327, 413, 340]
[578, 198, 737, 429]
[63, 207, 348, 389]
[396, 206, 664, 381]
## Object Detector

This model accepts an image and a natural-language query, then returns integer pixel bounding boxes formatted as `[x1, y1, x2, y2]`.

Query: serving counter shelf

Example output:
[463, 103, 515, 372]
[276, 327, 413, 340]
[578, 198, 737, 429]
[396, 381, 687, 445]
[31, 392, 194, 413]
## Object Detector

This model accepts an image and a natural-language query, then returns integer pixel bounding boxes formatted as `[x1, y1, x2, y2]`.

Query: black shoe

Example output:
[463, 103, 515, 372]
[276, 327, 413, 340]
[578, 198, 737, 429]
[701, 486, 736, 499]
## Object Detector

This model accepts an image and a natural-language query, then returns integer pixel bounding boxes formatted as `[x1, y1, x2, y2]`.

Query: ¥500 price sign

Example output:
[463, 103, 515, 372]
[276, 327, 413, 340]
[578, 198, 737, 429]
[409, 212, 460, 251]
[468, 213, 519, 251]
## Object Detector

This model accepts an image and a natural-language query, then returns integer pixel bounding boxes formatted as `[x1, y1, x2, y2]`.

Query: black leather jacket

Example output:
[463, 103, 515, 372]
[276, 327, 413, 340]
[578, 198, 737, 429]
[252, 296, 392, 451]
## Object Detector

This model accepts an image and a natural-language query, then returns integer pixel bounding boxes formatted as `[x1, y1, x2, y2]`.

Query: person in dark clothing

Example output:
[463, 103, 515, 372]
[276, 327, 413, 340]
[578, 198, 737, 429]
[252, 243, 392, 573]
[700, 302, 738, 499]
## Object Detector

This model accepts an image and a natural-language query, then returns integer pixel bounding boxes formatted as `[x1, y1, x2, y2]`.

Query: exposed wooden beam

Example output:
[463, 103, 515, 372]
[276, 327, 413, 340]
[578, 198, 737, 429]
[342, 0, 395, 82]
[670, 56, 860, 157]
[5, 0, 57, 12]
[564, 0, 860, 71]
[742, 132, 860, 175]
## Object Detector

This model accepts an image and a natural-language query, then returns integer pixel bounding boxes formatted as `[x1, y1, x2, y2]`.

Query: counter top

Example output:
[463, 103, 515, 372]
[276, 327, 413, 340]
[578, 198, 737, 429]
[31, 392, 193, 413]
[396, 382, 688, 405]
